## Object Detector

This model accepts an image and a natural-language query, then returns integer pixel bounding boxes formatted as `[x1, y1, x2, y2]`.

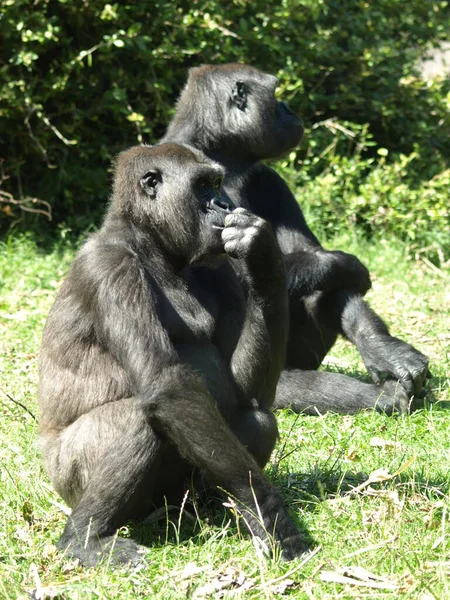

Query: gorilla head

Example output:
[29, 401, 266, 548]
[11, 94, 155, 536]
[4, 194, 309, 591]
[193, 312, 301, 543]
[107, 143, 234, 265]
[165, 64, 304, 161]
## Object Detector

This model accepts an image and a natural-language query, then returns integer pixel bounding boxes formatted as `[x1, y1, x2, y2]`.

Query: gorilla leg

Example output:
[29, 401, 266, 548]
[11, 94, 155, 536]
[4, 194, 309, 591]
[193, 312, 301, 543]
[231, 408, 279, 468]
[285, 291, 338, 370]
[275, 370, 410, 415]
[42, 400, 163, 567]
[277, 291, 415, 414]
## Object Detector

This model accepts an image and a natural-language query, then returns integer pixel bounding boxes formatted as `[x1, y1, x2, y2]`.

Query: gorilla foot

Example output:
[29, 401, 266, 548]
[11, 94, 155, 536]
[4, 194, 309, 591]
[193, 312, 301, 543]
[243, 496, 315, 562]
[372, 380, 412, 414]
[375, 379, 432, 414]
[278, 534, 314, 562]
[57, 534, 145, 568]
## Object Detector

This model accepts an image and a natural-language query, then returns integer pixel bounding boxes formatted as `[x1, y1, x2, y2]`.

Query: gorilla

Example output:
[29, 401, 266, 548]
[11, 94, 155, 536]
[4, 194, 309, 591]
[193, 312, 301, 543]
[162, 64, 430, 415]
[38, 143, 308, 566]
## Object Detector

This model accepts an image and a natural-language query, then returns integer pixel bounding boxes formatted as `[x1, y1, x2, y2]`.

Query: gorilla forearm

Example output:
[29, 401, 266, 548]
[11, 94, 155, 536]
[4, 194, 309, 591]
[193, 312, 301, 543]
[292, 289, 430, 399]
[337, 292, 389, 341]
[284, 249, 371, 298]
[223, 209, 288, 407]
[146, 376, 261, 490]
[230, 297, 286, 408]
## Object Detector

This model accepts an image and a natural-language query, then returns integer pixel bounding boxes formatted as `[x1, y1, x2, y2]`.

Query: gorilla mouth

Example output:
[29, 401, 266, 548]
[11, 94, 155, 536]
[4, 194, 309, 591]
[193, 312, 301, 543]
[206, 196, 234, 229]
[206, 208, 227, 230]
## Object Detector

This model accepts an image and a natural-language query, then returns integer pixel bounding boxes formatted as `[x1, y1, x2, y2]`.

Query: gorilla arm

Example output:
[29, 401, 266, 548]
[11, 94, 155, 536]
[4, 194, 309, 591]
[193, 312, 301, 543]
[219, 209, 289, 409]
[337, 292, 430, 398]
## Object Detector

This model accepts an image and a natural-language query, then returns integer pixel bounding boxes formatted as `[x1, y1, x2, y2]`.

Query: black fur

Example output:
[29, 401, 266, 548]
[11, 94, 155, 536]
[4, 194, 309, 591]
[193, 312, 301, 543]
[162, 64, 430, 415]
[38, 143, 309, 567]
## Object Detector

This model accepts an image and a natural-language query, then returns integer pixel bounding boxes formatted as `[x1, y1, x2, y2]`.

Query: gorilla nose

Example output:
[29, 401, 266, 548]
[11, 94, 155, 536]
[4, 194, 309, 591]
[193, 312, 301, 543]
[279, 101, 300, 120]
[209, 196, 234, 213]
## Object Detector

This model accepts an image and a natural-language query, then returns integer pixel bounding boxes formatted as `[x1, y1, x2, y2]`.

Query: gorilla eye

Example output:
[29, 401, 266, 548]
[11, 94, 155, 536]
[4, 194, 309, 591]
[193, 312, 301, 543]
[140, 170, 162, 198]
[213, 176, 223, 193]
[231, 81, 248, 111]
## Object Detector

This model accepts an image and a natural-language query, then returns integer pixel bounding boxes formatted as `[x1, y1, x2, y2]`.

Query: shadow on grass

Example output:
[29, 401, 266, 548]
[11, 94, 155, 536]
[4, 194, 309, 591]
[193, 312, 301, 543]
[125, 460, 450, 555]
[124, 448, 450, 554]
[127, 478, 319, 553]
[272, 462, 450, 510]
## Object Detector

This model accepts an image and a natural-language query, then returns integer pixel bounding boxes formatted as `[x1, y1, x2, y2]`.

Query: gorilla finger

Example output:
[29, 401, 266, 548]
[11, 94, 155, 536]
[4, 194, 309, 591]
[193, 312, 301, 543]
[225, 210, 251, 222]
[224, 215, 249, 229]
[367, 368, 382, 385]
[399, 376, 414, 398]
[222, 228, 258, 248]
[225, 213, 261, 228]
[411, 369, 425, 397]
[222, 227, 243, 242]
[223, 241, 241, 257]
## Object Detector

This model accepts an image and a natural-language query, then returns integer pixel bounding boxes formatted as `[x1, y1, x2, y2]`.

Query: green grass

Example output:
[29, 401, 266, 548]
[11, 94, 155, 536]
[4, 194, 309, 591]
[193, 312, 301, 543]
[0, 234, 449, 599]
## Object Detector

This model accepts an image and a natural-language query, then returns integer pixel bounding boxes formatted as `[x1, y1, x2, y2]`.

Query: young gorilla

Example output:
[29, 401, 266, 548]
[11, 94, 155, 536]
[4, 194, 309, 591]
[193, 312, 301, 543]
[38, 143, 308, 567]
[162, 64, 430, 415]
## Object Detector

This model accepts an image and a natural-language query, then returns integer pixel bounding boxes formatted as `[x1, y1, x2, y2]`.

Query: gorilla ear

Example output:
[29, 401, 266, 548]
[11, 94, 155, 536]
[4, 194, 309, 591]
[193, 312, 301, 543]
[231, 81, 248, 111]
[140, 170, 162, 199]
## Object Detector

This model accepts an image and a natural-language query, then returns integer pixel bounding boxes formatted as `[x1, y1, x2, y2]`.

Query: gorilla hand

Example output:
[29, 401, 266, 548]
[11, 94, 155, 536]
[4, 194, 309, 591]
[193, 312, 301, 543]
[222, 208, 284, 284]
[360, 333, 430, 398]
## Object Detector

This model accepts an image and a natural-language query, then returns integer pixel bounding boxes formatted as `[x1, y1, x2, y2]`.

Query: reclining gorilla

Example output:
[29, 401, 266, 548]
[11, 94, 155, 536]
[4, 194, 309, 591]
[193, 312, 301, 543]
[162, 64, 430, 415]
[38, 143, 308, 566]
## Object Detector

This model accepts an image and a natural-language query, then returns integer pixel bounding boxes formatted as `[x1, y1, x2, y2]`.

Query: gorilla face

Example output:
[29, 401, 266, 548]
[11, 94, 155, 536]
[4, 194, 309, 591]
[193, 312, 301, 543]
[226, 67, 304, 159]
[111, 143, 234, 264]
[186, 64, 304, 161]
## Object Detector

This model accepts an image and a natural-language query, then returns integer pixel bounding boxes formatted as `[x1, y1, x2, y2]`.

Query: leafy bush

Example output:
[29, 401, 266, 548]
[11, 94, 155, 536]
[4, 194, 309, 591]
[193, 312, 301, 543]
[0, 0, 449, 258]
[280, 119, 450, 263]
[287, 152, 450, 264]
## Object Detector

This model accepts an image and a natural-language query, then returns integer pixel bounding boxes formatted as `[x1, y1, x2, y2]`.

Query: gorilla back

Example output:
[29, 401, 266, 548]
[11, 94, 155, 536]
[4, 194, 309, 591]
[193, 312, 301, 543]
[38, 143, 309, 566]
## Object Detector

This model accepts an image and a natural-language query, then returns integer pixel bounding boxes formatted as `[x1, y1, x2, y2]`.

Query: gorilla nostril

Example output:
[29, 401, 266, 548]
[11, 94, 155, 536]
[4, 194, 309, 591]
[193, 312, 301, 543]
[210, 196, 233, 213]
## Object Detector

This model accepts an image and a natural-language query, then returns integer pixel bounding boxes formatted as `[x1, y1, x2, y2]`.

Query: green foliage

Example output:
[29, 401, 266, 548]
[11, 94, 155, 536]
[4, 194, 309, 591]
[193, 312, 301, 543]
[0, 0, 449, 257]
[280, 123, 450, 263]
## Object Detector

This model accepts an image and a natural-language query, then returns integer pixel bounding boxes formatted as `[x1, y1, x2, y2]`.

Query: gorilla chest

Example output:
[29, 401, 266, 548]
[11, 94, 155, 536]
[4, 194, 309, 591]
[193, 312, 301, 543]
[155, 274, 217, 345]
[154, 272, 239, 412]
